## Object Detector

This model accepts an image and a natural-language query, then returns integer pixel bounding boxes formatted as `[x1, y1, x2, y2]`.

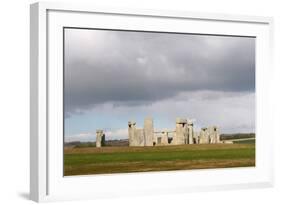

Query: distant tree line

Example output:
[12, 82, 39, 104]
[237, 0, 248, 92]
[220, 133, 255, 140]
[64, 139, 129, 148]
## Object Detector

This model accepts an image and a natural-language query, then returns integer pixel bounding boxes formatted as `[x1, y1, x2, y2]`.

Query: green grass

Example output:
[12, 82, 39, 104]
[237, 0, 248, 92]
[64, 144, 255, 176]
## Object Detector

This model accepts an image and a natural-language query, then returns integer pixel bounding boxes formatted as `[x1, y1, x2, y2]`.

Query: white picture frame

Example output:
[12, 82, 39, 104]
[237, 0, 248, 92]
[30, 2, 274, 202]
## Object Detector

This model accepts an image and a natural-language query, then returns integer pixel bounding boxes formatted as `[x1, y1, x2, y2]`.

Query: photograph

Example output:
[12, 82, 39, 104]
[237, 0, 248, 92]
[63, 28, 255, 176]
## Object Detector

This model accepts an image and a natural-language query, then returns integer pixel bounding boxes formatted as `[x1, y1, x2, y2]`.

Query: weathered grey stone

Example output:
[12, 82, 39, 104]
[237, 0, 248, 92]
[161, 131, 169, 145]
[144, 117, 154, 146]
[135, 129, 145, 146]
[176, 118, 187, 124]
[207, 126, 220, 144]
[128, 120, 145, 146]
[153, 133, 158, 146]
[175, 118, 188, 144]
[128, 121, 137, 146]
[152, 132, 162, 146]
[96, 129, 105, 148]
[199, 128, 209, 144]
[198, 126, 220, 144]
[187, 120, 194, 144]
[193, 131, 200, 144]
[215, 126, 221, 143]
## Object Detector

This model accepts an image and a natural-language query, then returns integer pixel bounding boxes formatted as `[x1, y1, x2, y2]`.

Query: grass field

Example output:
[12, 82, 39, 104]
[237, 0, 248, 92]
[64, 144, 255, 176]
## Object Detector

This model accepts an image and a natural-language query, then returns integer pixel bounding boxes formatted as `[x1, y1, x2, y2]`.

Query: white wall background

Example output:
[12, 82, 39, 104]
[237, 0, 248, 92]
[0, 0, 280, 204]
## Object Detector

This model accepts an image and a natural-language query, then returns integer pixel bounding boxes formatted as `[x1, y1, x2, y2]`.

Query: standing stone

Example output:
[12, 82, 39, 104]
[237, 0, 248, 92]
[187, 120, 194, 144]
[135, 129, 145, 146]
[128, 121, 137, 146]
[208, 127, 215, 143]
[215, 126, 221, 143]
[153, 133, 158, 146]
[128, 121, 145, 146]
[144, 117, 154, 146]
[161, 131, 169, 145]
[175, 118, 187, 145]
[212, 126, 220, 143]
[193, 131, 200, 144]
[199, 128, 209, 144]
[96, 130, 105, 148]
[207, 126, 220, 143]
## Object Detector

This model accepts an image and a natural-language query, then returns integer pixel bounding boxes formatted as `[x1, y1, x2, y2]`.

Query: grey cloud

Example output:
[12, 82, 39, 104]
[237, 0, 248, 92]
[64, 29, 255, 116]
[65, 91, 255, 136]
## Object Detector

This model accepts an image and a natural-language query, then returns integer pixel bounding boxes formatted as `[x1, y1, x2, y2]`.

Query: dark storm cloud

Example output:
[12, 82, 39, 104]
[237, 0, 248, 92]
[64, 29, 255, 116]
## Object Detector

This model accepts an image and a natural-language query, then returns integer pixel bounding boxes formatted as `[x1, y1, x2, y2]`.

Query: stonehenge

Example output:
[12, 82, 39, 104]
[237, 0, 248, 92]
[128, 117, 221, 146]
[96, 117, 221, 147]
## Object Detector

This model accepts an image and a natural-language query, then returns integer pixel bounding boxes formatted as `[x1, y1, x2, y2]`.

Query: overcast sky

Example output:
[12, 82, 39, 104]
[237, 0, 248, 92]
[64, 28, 255, 142]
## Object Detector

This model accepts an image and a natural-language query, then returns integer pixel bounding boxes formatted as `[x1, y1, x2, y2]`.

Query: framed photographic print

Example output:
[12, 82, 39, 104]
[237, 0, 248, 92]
[30, 2, 274, 202]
